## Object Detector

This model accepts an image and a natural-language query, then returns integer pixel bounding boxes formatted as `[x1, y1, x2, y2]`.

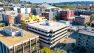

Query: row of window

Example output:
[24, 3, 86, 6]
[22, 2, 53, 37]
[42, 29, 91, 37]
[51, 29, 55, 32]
[78, 34, 94, 39]
[28, 26, 67, 33]
[28, 26, 67, 37]
[0, 43, 9, 53]
[39, 30, 67, 42]
[8, 39, 38, 53]
[39, 32, 67, 45]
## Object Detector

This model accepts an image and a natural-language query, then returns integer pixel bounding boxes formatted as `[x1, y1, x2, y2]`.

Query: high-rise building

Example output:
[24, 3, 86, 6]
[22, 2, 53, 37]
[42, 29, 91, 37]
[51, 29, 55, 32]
[0, 26, 39, 53]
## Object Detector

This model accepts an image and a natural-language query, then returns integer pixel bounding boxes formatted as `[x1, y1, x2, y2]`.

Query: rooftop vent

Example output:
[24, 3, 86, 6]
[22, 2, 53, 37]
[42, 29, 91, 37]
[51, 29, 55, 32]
[40, 20, 50, 26]
[2, 27, 23, 37]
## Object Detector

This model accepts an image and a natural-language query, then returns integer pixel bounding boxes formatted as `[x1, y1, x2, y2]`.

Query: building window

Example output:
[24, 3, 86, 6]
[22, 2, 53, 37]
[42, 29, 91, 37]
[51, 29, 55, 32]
[78, 35, 81, 37]
[78, 44, 80, 45]
[86, 43, 88, 46]
[78, 38, 81, 40]
[88, 37, 90, 39]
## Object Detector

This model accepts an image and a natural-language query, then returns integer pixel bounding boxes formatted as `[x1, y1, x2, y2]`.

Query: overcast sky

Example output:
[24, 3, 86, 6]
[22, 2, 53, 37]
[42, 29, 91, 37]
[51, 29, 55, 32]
[21, 0, 94, 3]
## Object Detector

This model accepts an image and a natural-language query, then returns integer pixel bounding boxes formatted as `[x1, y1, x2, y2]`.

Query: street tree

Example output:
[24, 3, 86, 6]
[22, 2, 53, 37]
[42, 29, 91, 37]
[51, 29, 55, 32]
[90, 14, 94, 26]
[90, 14, 94, 22]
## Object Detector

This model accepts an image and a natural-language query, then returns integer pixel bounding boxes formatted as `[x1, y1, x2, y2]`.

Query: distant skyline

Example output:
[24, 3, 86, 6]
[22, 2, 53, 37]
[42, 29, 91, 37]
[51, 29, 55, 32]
[21, 0, 94, 3]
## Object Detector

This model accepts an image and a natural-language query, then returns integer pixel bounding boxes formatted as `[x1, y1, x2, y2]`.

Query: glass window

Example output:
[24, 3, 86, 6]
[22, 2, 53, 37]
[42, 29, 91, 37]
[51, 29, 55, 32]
[15, 44, 22, 53]
[45, 9, 50, 12]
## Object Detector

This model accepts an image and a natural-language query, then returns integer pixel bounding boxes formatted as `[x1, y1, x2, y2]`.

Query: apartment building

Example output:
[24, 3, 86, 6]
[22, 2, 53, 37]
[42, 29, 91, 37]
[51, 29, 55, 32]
[27, 21, 69, 48]
[0, 26, 39, 53]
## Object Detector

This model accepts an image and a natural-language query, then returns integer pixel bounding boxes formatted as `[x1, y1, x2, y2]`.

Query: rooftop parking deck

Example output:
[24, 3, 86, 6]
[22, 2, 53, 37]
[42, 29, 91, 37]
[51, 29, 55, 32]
[28, 21, 68, 32]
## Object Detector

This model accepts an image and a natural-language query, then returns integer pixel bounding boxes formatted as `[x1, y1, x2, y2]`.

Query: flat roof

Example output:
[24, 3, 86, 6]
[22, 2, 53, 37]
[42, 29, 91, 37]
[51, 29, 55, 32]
[28, 21, 68, 32]
[0, 26, 39, 49]
[3, 27, 19, 32]
[78, 29, 94, 36]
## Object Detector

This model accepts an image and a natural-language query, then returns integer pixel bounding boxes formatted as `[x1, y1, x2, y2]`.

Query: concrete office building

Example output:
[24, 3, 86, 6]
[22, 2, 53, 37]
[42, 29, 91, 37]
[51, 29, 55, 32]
[27, 21, 69, 48]
[0, 26, 39, 53]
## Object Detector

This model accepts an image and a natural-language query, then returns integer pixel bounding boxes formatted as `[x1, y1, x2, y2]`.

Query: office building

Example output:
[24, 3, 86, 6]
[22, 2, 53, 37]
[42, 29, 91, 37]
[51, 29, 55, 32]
[32, 8, 41, 15]
[27, 21, 69, 48]
[13, 7, 32, 14]
[3, 0, 20, 3]
[60, 9, 75, 21]
[42, 12, 54, 20]
[75, 9, 92, 16]
[77, 27, 94, 50]
[0, 26, 39, 53]
[0, 12, 2, 21]
[2, 11, 18, 25]
[39, 3, 61, 20]
[74, 15, 90, 25]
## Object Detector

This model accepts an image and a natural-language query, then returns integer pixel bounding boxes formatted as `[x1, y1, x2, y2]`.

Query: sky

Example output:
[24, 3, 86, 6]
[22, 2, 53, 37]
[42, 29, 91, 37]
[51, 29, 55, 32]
[21, 0, 94, 3]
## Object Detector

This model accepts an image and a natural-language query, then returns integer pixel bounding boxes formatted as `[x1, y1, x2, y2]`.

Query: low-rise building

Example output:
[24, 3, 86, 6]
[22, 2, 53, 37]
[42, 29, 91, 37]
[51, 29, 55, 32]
[2, 11, 18, 25]
[27, 21, 69, 48]
[42, 12, 54, 20]
[38, 3, 61, 20]
[13, 7, 32, 14]
[20, 13, 47, 29]
[32, 8, 41, 15]
[77, 27, 94, 50]
[75, 9, 92, 16]
[0, 26, 39, 53]
[74, 15, 90, 25]
[60, 9, 75, 21]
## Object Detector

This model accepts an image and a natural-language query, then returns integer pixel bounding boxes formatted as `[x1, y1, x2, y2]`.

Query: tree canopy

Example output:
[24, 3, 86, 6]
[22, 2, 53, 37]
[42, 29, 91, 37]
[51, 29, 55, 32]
[90, 14, 94, 22]
[40, 47, 67, 53]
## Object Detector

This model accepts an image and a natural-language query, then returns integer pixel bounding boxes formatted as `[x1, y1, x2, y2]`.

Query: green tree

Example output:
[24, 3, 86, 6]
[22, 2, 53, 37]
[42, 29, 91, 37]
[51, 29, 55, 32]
[3, 5, 10, 10]
[90, 14, 94, 26]
[40, 47, 54, 53]
[90, 14, 94, 22]
[0, 0, 3, 2]
[0, 23, 5, 27]
[40, 47, 67, 53]
[85, 22, 90, 26]
[55, 48, 67, 53]
[53, 16, 56, 21]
